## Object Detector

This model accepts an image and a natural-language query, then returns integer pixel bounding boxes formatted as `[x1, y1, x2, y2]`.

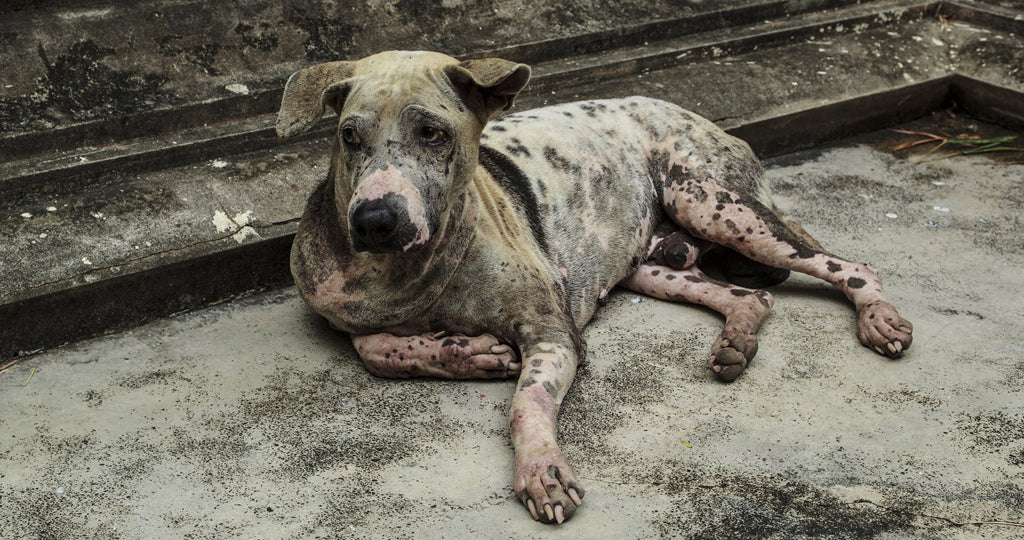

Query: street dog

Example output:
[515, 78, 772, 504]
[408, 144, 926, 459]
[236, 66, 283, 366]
[276, 50, 913, 524]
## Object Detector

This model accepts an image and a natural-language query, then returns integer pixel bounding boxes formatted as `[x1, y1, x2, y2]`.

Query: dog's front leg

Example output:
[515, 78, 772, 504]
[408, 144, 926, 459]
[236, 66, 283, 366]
[352, 332, 521, 379]
[510, 336, 585, 524]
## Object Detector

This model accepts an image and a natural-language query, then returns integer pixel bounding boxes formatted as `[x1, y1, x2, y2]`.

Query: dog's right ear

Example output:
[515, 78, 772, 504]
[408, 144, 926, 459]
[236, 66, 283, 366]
[276, 61, 356, 137]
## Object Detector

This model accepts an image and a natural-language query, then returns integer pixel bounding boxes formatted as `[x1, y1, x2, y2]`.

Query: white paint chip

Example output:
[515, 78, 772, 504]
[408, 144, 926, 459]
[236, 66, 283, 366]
[211, 159, 229, 168]
[933, 206, 951, 213]
[21, 212, 32, 218]
[212, 210, 234, 233]
[212, 210, 261, 244]
[885, 213, 898, 219]
[225, 83, 250, 95]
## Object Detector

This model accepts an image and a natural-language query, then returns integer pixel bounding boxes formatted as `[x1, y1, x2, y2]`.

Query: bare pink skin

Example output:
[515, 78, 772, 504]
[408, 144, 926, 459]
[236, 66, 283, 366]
[622, 264, 774, 382]
[660, 176, 913, 358]
[508, 341, 583, 523]
[352, 332, 521, 379]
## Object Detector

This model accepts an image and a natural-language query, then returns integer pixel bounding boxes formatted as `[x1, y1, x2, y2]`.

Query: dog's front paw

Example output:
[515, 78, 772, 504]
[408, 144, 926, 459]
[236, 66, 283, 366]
[514, 447, 584, 524]
[438, 333, 522, 378]
[857, 301, 913, 358]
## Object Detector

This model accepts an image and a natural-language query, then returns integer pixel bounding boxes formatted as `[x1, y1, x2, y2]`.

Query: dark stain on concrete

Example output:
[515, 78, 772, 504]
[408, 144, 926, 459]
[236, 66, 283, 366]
[0, 40, 169, 130]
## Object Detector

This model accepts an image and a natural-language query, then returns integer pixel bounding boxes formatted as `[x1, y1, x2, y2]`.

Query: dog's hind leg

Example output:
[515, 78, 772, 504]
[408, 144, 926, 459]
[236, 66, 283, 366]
[352, 332, 521, 379]
[622, 263, 773, 381]
[660, 168, 912, 358]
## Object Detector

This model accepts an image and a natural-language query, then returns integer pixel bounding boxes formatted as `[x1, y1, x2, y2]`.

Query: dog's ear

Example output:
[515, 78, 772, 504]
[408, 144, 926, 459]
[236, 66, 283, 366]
[444, 58, 531, 120]
[276, 61, 356, 137]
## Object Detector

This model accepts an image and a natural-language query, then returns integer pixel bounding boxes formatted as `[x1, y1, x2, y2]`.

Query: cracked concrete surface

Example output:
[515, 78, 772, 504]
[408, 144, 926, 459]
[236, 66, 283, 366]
[2, 127, 1022, 538]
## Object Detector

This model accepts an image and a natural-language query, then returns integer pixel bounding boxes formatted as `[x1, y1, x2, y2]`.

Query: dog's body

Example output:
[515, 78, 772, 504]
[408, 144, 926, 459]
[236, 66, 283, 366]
[277, 51, 913, 524]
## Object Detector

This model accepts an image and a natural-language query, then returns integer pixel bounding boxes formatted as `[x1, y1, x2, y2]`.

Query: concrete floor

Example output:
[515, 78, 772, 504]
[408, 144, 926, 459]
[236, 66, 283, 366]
[2, 132, 1024, 538]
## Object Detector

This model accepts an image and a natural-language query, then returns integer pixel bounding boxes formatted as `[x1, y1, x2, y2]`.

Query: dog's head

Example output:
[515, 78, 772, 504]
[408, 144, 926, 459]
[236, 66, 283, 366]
[277, 51, 530, 254]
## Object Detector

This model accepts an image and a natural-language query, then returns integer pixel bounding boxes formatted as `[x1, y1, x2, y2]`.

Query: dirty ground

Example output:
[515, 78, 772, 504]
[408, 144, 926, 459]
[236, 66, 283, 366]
[2, 126, 1022, 538]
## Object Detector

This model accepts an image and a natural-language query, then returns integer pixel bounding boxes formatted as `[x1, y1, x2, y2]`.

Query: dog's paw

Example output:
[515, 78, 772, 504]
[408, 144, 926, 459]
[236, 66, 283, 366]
[514, 447, 584, 524]
[438, 333, 521, 378]
[857, 301, 913, 358]
[708, 327, 759, 382]
[357, 333, 520, 379]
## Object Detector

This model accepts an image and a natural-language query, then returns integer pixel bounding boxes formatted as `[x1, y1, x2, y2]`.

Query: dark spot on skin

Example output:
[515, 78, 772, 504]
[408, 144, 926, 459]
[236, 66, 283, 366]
[712, 212, 721, 220]
[685, 275, 705, 283]
[715, 191, 735, 205]
[716, 203, 725, 211]
[542, 381, 558, 398]
[519, 378, 536, 389]
[666, 274, 677, 281]
[847, 277, 867, 289]
[491, 124, 507, 132]
[724, 219, 741, 235]
[827, 261, 843, 273]
[542, 146, 579, 173]
[869, 314, 875, 319]
[441, 338, 456, 347]
[652, 269, 661, 276]
[692, 184, 708, 203]
[529, 369, 542, 375]
[531, 359, 544, 367]
[731, 289, 753, 296]
[505, 137, 532, 158]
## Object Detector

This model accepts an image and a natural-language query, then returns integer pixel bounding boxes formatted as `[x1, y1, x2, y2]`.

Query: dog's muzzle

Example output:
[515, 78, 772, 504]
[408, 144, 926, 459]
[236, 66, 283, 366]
[350, 194, 418, 253]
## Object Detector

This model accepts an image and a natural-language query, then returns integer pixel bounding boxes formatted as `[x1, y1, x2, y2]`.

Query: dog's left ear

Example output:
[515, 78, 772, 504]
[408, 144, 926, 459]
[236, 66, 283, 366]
[276, 60, 356, 137]
[444, 58, 531, 120]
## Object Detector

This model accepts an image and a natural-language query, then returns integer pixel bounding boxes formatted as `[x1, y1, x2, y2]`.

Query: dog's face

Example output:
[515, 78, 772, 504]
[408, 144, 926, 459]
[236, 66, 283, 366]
[277, 51, 530, 254]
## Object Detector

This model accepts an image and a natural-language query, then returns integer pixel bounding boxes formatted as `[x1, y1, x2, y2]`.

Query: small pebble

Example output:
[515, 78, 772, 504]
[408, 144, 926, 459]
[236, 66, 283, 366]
[885, 213, 898, 219]
[21, 212, 32, 218]
[933, 206, 950, 213]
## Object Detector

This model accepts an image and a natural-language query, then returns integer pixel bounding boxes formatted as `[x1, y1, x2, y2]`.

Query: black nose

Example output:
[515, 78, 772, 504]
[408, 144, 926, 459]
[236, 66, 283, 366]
[351, 199, 398, 248]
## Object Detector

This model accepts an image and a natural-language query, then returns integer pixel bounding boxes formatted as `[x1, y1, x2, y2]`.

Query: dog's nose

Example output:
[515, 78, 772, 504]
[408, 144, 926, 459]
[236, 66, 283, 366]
[351, 199, 399, 247]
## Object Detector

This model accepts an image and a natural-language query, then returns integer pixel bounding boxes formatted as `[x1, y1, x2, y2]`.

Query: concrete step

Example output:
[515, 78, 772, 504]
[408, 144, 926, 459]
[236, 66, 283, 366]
[2, 0, 1023, 359]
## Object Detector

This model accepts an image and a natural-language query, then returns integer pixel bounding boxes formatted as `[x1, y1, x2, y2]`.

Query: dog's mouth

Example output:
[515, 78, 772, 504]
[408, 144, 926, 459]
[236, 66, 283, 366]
[349, 194, 428, 254]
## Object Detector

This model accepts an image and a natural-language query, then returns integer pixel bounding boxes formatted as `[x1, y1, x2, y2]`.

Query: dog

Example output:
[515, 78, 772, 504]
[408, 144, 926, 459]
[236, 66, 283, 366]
[275, 50, 913, 524]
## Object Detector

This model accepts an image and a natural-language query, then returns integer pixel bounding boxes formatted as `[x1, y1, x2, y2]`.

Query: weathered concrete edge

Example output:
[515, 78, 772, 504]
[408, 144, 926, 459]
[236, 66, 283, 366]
[4, 75, 1021, 360]
[0, 1, 789, 162]
[0, 0, 942, 200]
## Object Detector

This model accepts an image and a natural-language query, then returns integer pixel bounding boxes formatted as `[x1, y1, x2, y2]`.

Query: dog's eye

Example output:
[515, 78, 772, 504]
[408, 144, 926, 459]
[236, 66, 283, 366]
[341, 126, 360, 146]
[420, 126, 448, 146]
